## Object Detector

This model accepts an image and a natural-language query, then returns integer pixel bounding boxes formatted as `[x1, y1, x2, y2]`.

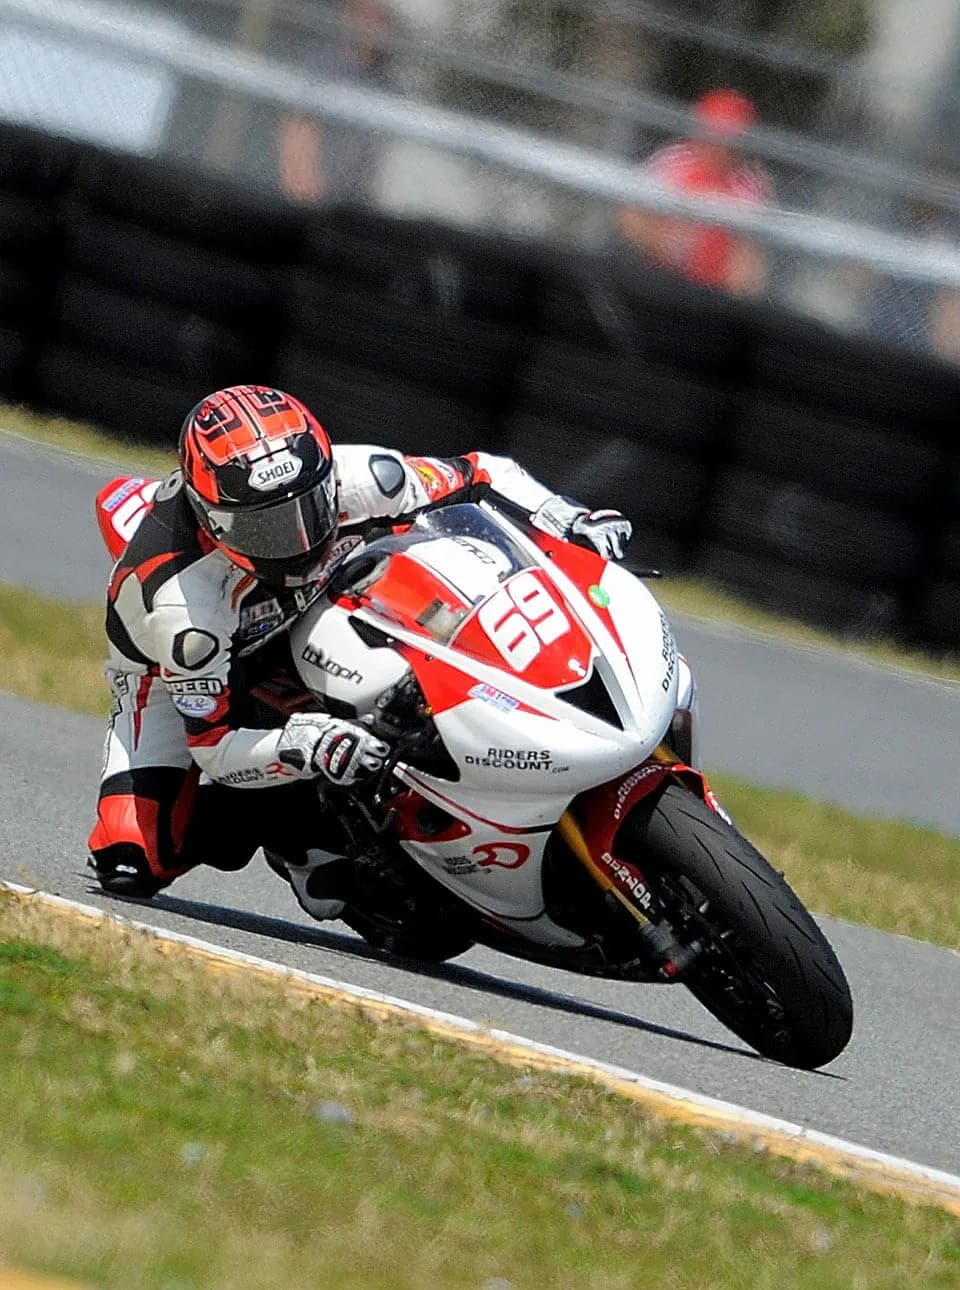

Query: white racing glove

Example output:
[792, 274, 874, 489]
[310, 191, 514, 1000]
[277, 713, 391, 786]
[532, 497, 633, 561]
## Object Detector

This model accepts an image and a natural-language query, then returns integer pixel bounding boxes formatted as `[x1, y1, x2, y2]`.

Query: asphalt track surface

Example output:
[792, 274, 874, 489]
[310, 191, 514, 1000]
[3, 429, 960, 1177]
[3, 688, 959, 1176]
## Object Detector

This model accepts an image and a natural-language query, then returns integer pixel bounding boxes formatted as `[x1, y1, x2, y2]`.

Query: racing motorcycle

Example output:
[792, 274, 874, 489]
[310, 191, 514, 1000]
[282, 501, 853, 1071]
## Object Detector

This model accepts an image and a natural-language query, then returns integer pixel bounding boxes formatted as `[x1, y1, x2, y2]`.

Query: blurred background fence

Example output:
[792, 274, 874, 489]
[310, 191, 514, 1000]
[2, 0, 960, 652]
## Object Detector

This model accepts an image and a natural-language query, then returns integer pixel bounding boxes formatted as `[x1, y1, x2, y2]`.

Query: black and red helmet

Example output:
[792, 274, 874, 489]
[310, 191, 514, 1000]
[180, 385, 339, 587]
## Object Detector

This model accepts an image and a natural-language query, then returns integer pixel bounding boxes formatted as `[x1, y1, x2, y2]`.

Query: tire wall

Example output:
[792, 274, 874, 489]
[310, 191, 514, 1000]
[3, 122, 959, 651]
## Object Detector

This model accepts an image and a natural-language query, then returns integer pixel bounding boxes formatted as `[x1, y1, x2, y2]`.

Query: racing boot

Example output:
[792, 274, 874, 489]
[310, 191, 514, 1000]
[88, 843, 182, 899]
[264, 849, 355, 922]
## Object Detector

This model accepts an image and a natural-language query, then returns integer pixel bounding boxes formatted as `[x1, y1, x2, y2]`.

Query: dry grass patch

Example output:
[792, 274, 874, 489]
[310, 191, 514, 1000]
[713, 775, 960, 949]
[655, 576, 960, 685]
[2, 892, 960, 1290]
[0, 583, 107, 715]
[0, 401, 175, 474]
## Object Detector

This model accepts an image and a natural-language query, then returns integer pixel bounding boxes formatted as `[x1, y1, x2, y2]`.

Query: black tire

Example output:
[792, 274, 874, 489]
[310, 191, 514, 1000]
[56, 275, 266, 384]
[305, 207, 539, 327]
[275, 346, 500, 455]
[913, 578, 960, 651]
[0, 325, 28, 397]
[0, 122, 76, 195]
[501, 410, 707, 538]
[33, 344, 211, 445]
[76, 150, 304, 260]
[63, 215, 280, 326]
[288, 274, 521, 407]
[752, 327, 957, 424]
[0, 191, 55, 257]
[696, 544, 903, 638]
[343, 907, 475, 964]
[706, 466, 922, 584]
[621, 784, 853, 1068]
[517, 339, 723, 455]
[731, 394, 944, 511]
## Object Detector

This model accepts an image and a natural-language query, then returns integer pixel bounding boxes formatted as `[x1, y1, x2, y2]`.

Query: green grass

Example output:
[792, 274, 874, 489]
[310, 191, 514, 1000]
[1, 890, 959, 1290]
[2, 578, 959, 950]
[0, 581, 107, 714]
[655, 576, 960, 686]
[712, 775, 960, 949]
[0, 399, 176, 474]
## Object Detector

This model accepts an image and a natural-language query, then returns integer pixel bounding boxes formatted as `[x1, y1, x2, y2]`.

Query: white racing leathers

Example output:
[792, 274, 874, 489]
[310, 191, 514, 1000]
[89, 447, 564, 881]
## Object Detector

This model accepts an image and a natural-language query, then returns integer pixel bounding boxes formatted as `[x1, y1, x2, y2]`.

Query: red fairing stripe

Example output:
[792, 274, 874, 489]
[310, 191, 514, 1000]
[544, 539, 629, 660]
[577, 761, 717, 868]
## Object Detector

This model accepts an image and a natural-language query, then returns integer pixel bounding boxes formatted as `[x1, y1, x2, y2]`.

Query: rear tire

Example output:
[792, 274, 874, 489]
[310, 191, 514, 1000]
[621, 784, 853, 1069]
[343, 907, 475, 963]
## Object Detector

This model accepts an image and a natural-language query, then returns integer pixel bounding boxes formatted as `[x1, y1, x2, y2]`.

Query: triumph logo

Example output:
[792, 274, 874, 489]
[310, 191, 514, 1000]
[301, 644, 363, 685]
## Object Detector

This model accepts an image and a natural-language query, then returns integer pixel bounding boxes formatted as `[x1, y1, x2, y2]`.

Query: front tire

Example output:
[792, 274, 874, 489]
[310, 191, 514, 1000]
[620, 784, 853, 1069]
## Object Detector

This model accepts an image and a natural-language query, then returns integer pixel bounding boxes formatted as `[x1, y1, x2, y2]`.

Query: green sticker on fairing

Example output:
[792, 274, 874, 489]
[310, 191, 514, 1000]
[588, 584, 610, 608]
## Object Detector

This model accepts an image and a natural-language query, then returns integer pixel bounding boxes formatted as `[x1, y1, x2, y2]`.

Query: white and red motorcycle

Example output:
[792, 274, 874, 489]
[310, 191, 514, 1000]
[286, 501, 852, 1070]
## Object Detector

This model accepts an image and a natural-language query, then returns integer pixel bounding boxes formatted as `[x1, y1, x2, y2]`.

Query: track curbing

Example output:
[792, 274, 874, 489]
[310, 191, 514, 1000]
[4, 880, 960, 1220]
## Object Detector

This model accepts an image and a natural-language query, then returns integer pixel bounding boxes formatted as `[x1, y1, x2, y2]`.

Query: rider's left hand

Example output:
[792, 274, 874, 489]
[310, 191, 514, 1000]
[532, 497, 632, 560]
[569, 509, 633, 561]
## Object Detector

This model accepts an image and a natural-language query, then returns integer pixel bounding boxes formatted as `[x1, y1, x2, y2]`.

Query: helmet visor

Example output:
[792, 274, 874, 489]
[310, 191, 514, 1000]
[195, 474, 338, 561]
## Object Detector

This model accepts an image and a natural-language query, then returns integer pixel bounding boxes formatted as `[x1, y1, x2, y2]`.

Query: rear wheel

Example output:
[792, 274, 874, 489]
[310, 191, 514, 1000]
[343, 906, 475, 963]
[620, 784, 853, 1069]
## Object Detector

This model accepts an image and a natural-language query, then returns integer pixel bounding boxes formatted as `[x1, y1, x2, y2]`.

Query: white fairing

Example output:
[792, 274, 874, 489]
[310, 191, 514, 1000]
[289, 601, 409, 714]
[291, 505, 684, 947]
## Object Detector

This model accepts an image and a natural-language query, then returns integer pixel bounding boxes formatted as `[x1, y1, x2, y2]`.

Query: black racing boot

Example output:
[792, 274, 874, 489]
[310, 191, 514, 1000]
[264, 850, 355, 922]
[88, 844, 176, 899]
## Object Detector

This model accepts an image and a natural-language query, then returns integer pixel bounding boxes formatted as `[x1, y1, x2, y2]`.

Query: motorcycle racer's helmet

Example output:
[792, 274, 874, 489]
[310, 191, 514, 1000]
[180, 385, 339, 588]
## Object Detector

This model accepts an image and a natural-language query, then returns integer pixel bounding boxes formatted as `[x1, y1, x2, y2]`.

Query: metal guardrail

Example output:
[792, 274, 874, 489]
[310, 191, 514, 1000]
[190, 0, 960, 217]
[8, 0, 960, 287]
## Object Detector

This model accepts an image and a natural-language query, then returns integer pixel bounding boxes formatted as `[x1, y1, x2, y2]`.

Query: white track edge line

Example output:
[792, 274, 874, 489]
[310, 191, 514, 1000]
[5, 879, 960, 1204]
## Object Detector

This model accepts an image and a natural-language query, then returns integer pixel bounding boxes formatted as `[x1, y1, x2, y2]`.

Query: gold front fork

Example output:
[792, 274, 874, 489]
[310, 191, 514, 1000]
[556, 810, 658, 932]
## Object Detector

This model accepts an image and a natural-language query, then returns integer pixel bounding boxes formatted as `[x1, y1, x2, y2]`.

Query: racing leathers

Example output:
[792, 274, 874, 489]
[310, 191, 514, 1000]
[88, 446, 632, 896]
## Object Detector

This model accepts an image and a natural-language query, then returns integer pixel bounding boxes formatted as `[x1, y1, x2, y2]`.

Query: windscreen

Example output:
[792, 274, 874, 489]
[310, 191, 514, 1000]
[338, 504, 535, 643]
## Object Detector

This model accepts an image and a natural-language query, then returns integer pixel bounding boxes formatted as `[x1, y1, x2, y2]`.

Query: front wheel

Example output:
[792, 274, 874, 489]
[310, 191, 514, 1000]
[620, 784, 853, 1069]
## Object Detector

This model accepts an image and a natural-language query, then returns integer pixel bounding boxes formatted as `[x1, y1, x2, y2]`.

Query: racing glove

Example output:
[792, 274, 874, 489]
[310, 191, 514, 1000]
[532, 497, 633, 561]
[277, 713, 391, 786]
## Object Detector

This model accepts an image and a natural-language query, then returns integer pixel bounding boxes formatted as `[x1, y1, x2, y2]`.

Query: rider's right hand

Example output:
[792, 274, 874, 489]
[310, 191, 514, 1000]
[277, 713, 391, 786]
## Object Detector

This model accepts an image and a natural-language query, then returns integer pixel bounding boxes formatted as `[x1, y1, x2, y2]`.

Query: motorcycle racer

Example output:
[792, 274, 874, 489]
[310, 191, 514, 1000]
[88, 384, 633, 915]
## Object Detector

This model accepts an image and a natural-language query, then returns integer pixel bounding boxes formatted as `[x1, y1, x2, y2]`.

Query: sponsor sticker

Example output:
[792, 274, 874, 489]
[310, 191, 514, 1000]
[408, 456, 459, 498]
[658, 611, 677, 694]
[465, 747, 552, 771]
[301, 645, 363, 685]
[220, 767, 266, 785]
[441, 854, 479, 876]
[248, 451, 303, 492]
[473, 842, 531, 869]
[600, 851, 654, 910]
[613, 763, 667, 820]
[239, 598, 285, 639]
[588, 584, 610, 608]
[468, 682, 519, 713]
[171, 693, 219, 718]
[164, 677, 224, 696]
[103, 477, 145, 512]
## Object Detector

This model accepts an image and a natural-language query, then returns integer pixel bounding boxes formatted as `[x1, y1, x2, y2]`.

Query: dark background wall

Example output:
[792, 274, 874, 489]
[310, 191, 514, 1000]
[2, 120, 958, 653]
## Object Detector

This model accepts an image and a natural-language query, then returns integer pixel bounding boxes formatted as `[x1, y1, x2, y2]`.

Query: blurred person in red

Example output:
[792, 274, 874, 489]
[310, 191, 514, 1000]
[617, 88, 774, 297]
[277, 0, 396, 206]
